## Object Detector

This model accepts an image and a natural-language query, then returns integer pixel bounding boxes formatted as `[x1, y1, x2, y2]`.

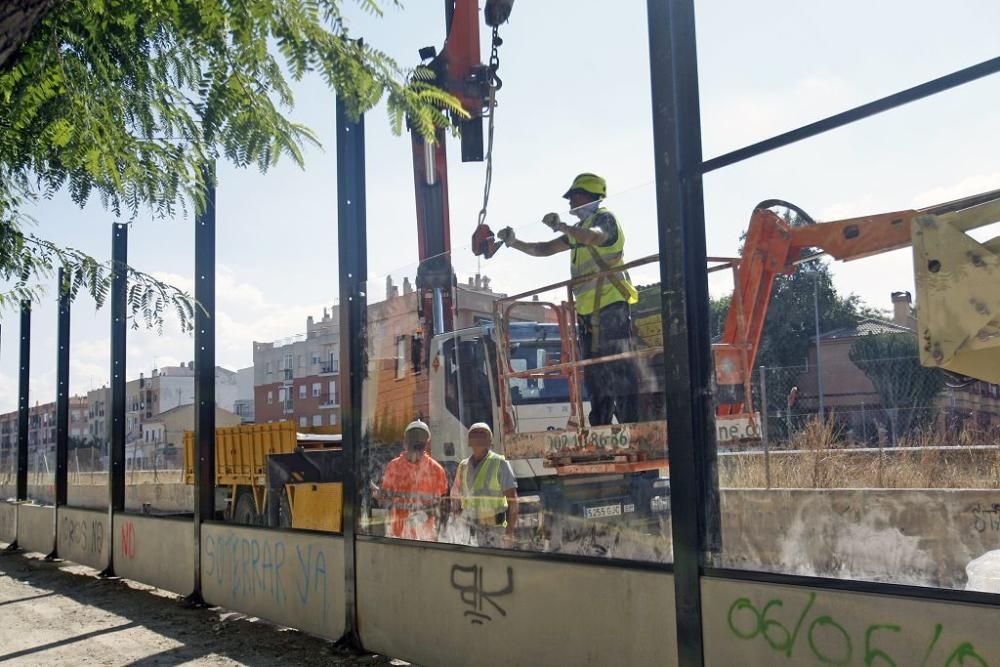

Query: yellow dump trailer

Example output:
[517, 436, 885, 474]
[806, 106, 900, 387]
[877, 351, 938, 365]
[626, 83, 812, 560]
[183, 421, 344, 532]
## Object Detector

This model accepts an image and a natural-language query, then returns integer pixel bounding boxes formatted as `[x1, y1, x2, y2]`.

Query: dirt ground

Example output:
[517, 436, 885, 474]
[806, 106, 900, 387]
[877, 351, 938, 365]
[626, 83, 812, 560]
[0, 552, 407, 666]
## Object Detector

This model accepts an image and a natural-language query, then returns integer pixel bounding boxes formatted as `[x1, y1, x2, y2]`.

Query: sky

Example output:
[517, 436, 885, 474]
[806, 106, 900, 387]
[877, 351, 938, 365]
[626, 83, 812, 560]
[1, 0, 998, 413]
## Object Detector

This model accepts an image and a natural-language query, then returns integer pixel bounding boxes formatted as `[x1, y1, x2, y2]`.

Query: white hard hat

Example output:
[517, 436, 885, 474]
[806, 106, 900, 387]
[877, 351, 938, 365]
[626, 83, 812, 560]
[468, 422, 493, 437]
[404, 420, 430, 436]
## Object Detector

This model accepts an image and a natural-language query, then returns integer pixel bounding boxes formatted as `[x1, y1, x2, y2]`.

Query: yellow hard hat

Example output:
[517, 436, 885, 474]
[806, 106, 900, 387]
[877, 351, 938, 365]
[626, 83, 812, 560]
[562, 173, 607, 199]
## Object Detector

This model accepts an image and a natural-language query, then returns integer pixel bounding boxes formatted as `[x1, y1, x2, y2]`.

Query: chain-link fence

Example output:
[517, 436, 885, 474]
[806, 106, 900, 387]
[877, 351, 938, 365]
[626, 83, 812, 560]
[750, 356, 1000, 449]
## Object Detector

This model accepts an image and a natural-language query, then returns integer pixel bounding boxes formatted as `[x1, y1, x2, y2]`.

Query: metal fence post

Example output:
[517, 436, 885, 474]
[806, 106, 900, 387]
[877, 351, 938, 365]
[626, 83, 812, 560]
[53, 268, 71, 557]
[55, 268, 70, 508]
[760, 366, 770, 489]
[16, 301, 30, 503]
[336, 94, 366, 647]
[192, 161, 217, 603]
[105, 223, 128, 576]
[647, 0, 716, 664]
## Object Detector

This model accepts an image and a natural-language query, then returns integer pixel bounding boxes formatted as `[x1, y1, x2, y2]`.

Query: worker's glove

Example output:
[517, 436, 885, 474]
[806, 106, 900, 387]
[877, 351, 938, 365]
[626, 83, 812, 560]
[497, 226, 516, 246]
[542, 212, 563, 231]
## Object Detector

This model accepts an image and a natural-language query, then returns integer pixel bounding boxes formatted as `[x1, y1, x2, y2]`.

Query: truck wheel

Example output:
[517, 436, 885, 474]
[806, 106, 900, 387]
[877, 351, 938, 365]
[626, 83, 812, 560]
[232, 488, 260, 526]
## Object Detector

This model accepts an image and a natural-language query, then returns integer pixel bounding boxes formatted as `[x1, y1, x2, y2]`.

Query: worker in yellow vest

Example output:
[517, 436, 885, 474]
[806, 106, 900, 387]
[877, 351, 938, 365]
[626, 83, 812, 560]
[450, 422, 518, 548]
[498, 173, 640, 425]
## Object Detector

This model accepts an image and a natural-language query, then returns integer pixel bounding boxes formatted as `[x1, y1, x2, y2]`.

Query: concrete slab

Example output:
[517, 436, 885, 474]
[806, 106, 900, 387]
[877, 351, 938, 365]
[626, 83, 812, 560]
[356, 539, 676, 667]
[702, 577, 1000, 666]
[0, 501, 15, 544]
[201, 524, 345, 641]
[16, 504, 53, 556]
[114, 513, 195, 596]
[56, 507, 108, 571]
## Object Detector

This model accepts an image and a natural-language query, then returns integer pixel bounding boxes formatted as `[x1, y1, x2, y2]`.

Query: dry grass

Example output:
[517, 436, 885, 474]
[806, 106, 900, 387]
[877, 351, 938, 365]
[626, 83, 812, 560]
[720, 418, 1000, 489]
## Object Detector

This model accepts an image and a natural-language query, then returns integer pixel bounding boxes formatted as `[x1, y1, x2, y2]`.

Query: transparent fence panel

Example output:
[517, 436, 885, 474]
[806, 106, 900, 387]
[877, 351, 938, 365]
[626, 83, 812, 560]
[359, 184, 674, 563]
[26, 299, 55, 506]
[0, 320, 15, 499]
[67, 293, 111, 509]
[700, 96, 1000, 589]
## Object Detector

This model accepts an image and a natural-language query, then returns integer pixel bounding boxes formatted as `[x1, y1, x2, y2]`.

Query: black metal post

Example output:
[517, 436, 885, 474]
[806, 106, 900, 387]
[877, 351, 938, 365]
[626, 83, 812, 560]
[336, 95, 366, 647]
[647, 0, 717, 664]
[16, 302, 30, 502]
[192, 161, 217, 602]
[55, 268, 70, 508]
[105, 223, 127, 575]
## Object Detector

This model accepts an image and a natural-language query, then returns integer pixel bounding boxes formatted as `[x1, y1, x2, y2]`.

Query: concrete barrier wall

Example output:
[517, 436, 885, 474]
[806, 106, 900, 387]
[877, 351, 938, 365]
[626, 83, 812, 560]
[16, 504, 53, 555]
[56, 507, 109, 571]
[0, 501, 15, 544]
[703, 577, 1000, 665]
[114, 514, 195, 596]
[201, 524, 345, 640]
[27, 483, 54, 505]
[720, 488, 1000, 588]
[68, 480, 193, 513]
[356, 539, 677, 667]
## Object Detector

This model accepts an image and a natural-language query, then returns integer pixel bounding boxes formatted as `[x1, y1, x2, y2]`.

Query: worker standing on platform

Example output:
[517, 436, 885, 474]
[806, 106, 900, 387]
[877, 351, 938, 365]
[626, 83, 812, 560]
[451, 422, 518, 548]
[497, 173, 640, 426]
[375, 420, 449, 541]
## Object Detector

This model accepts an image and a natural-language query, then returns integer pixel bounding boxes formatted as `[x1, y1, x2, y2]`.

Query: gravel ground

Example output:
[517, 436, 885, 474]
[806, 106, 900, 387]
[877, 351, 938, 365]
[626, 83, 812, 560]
[0, 552, 407, 666]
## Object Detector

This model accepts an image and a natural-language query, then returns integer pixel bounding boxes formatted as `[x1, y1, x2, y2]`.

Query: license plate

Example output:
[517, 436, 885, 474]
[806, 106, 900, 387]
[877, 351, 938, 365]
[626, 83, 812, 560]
[584, 503, 622, 519]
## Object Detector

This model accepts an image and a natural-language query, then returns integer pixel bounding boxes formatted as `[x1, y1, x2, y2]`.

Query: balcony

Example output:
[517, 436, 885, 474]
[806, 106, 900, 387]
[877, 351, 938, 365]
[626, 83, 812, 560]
[319, 361, 340, 376]
[282, 368, 293, 384]
[318, 393, 340, 409]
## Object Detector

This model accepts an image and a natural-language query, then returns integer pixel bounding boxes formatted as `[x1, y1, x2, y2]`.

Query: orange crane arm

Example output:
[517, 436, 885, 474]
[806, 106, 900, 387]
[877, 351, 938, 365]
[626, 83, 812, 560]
[713, 189, 1000, 416]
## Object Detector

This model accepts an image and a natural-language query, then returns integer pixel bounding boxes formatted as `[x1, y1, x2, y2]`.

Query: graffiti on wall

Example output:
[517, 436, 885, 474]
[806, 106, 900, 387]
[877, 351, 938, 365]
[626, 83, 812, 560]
[204, 532, 330, 619]
[120, 520, 136, 559]
[450, 563, 514, 625]
[968, 503, 1000, 534]
[725, 592, 989, 665]
[59, 514, 105, 556]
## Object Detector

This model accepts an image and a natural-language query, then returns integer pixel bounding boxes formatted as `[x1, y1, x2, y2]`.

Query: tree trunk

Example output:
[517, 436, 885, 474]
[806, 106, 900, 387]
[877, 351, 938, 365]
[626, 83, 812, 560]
[0, 0, 55, 71]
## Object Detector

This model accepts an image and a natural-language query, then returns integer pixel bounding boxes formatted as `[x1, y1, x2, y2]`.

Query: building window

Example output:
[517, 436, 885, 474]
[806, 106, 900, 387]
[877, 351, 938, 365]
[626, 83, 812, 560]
[312, 415, 322, 427]
[312, 383, 321, 398]
[266, 361, 272, 375]
[298, 355, 304, 368]
[329, 413, 338, 426]
[396, 336, 407, 379]
[284, 354, 293, 370]
[299, 385, 307, 399]
[329, 381, 338, 406]
[311, 353, 321, 366]
[267, 391, 273, 405]
[278, 388, 286, 401]
[298, 416, 307, 427]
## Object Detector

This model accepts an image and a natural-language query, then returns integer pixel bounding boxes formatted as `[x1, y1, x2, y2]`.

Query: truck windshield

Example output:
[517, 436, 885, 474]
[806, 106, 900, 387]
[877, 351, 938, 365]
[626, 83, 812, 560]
[508, 342, 574, 405]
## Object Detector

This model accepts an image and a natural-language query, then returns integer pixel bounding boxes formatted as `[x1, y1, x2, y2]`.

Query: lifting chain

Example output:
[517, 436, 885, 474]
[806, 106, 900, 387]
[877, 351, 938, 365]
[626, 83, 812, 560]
[476, 26, 503, 234]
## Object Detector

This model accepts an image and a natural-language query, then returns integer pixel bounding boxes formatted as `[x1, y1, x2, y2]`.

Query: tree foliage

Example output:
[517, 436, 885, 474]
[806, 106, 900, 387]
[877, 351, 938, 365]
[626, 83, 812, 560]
[849, 333, 945, 440]
[0, 0, 467, 329]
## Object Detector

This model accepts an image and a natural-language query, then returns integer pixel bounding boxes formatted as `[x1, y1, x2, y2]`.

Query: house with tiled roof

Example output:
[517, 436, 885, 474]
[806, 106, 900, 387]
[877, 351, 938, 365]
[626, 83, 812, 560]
[792, 292, 1000, 439]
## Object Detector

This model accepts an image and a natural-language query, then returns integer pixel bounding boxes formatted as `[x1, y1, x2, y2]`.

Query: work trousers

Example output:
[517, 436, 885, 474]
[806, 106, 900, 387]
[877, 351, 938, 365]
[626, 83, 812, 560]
[577, 301, 639, 426]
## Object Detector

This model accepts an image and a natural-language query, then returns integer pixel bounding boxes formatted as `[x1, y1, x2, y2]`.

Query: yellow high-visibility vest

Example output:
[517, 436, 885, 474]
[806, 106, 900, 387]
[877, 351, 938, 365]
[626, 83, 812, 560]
[457, 451, 509, 526]
[568, 208, 638, 316]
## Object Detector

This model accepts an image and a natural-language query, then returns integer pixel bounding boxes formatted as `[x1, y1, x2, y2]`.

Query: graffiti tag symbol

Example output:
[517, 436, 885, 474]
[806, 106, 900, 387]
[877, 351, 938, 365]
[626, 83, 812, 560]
[450, 564, 514, 625]
[121, 521, 136, 559]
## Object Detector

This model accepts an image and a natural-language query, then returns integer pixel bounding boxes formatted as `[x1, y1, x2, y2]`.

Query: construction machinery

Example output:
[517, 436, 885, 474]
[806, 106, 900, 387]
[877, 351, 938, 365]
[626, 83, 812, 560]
[377, 0, 1000, 537]
[425, 188, 1000, 535]
[183, 422, 345, 531]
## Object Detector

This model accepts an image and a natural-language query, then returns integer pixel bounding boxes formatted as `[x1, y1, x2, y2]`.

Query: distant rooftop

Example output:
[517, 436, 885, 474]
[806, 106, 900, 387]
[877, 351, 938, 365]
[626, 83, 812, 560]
[817, 318, 915, 342]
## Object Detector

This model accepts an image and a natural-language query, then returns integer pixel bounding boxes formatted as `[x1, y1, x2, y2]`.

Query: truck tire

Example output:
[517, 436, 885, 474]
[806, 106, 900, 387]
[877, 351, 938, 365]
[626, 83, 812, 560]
[232, 488, 260, 526]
